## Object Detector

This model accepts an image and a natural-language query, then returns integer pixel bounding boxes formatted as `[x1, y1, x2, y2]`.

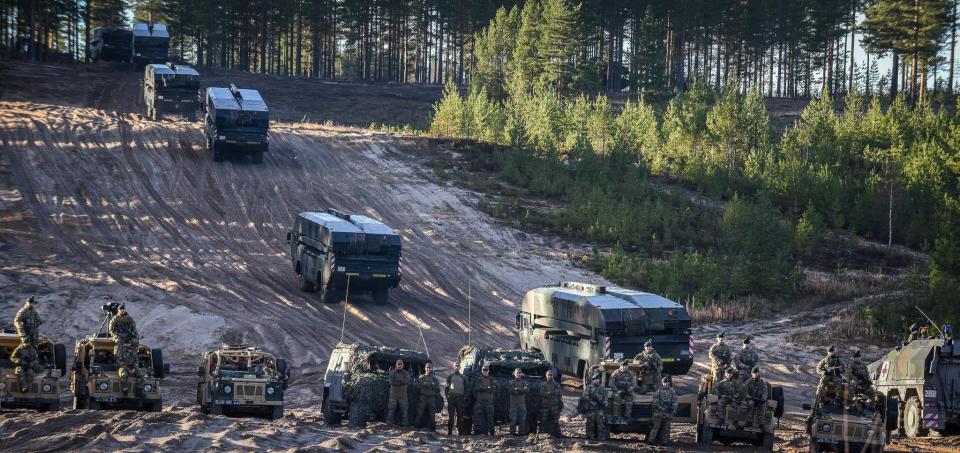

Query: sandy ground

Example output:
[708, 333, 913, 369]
[0, 61, 952, 452]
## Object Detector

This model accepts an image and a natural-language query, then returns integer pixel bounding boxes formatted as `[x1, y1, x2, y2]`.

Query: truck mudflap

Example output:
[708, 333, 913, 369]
[923, 384, 943, 430]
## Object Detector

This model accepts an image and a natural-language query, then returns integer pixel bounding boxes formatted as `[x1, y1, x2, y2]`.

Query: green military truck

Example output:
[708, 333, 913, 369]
[287, 210, 402, 304]
[870, 335, 960, 437]
[0, 332, 66, 411]
[696, 374, 784, 449]
[196, 344, 289, 420]
[202, 85, 269, 163]
[89, 27, 132, 62]
[321, 342, 434, 427]
[517, 282, 694, 379]
[144, 63, 200, 121]
[457, 346, 554, 434]
[132, 23, 169, 69]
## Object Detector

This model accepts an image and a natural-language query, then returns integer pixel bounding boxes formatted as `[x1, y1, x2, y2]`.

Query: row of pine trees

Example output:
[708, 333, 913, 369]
[3, 0, 959, 99]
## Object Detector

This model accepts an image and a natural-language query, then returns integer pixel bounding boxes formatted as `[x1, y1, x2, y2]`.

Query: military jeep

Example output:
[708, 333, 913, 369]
[71, 334, 167, 411]
[322, 342, 434, 427]
[582, 361, 698, 437]
[803, 393, 897, 453]
[695, 374, 784, 449]
[457, 346, 555, 434]
[196, 344, 289, 420]
[0, 332, 66, 411]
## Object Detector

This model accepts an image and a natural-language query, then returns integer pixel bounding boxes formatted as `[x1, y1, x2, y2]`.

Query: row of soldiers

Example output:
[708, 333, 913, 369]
[707, 331, 770, 425]
[815, 345, 873, 410]
[8, 296, 145, 396]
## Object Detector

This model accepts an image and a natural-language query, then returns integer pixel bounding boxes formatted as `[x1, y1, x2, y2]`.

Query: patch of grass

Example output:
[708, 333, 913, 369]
[790, 299, 904, 346]
[686, 297, 760, 323]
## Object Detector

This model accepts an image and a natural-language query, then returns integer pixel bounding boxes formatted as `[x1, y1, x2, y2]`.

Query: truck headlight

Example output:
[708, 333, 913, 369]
[42, 383, 53, 393]
[218, 135, 226, 140]
[266, 386, 275, 395]
[223, 384, 232, 394]
[144, 384, 153, 393]
[820, 423, 832, 433]
[866, 429, 875, 437]
[98, 382, 109, 391]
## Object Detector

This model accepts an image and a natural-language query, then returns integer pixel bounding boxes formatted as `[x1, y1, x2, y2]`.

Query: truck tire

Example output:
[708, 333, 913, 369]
[148, 401, 162, 412]
[276, 358, 289, 388]
[89, 400, 102, 410]
[762, 432, 775, 450]
[372, 288, 389, 305]
[298, 272, 317, 292]
[886, 396, 899, 433]
[902, 396, 925, 438]
[808, 439, 820, 453]
[210, 403, 223, 415]
[699, 425, 714, 444]
[54, 344, 67, 376]
[46, 400, 62, 412]
[212, 142, 224, 162]
[321, 284, 339, 304]
[73, 395, 88, 410]
[152, 349, 165, 378]
[772, 386, 785, 418]
[269, 405, 284, 420]
[323, 396, 342, 426]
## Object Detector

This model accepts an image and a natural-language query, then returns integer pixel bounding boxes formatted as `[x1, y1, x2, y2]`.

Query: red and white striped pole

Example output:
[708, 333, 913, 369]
[689, 335, 695, 358]
[605, 337, 612, 359]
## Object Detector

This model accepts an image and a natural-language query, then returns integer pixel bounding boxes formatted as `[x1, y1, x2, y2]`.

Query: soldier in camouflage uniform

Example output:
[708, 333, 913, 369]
[508, 368, 529, 435]
[734, 336, 760, 381]
[609, 360, 637, 423]
[708, 332, 732, 382]
[539, 369, 563, 438]
[10, 340, 44, 392]
[849, 350, 872, 396]
[109, 304, 145, 396]
[743, 366, 768, 426]
[445, 363, 467, 435]
[713, 367, 746, 421]
[580, 371, 608, 440]
[633, 340, 662, 394]
[415, 363, 441, 430]
[815, 346, 844, 408]
[14, 296, 42, 345]
[386, 359, 412, 426]
[472, 365, 496, 435]
[649, 375, 678, 445]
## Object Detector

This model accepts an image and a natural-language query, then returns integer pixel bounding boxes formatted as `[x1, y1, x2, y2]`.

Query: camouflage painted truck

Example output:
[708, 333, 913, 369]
[321, 342, 435, 427]
[457, 346, 555, 434]
[287, 210, 402, 304]
[870, 334, 960, 437]
[132, 23, 170, 68]
[0, 331, 66, 411]
[803, 393, 896, 453]
[144, 63, 200, 121]
[696, 374, 785, 449]
[202, 85, 269, 163]
[196, 344, 289, 420]
[89, 27, 132, 62]
[517, 282, 694, 379]
[582, 361, 698, 438]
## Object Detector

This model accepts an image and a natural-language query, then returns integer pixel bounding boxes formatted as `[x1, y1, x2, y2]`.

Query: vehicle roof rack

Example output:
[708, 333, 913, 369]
[327, 208, 350, 221]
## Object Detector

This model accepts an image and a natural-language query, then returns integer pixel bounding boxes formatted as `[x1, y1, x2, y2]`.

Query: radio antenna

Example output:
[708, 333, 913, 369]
[915, 305, 945, 339]
[468, 281, 472, 346]
[339, 275, 352, 344]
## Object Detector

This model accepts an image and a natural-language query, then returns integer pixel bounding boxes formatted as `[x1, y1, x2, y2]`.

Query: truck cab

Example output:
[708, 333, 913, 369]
[144, 63, 200, 121]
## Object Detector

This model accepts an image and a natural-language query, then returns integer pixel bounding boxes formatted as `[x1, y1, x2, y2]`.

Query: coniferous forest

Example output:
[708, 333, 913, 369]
[4, 0, 960, 335]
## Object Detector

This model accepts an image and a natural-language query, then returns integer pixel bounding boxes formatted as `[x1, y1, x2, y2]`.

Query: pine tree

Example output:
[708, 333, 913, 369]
[537, 0, 579, 97]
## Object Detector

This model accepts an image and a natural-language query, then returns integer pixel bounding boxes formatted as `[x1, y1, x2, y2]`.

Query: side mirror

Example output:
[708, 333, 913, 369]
[802, 403, 812, 411]
[286, 231, 293, 243]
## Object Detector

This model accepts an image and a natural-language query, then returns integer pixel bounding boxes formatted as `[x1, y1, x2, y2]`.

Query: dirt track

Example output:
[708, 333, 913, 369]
[0, 61, 950, 452]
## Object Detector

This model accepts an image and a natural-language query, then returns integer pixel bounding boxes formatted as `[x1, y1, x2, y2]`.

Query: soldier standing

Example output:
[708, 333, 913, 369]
[109, 304, 145, 397]
[580, 371, 608, 440]
[633, 340, 662, 393]
[734, 336, 759, 380]
[648, 375, 678, 445]
[815, 346, 844, 408]
[714, 367, 745, 420]
[708, 332, 732, 382]
[472, 365, 496, 435]
[609, 360, 637, 423]
[415, 363, 441, 430]
[508, 368, 529, 435]
[849, 351, 872, 397]
[386, 359, 411, 426]
[539, 369, 563, 438]
[445, 363, 467, 435]
[14, 296, 43, 344]
[743, 366, 768, 426]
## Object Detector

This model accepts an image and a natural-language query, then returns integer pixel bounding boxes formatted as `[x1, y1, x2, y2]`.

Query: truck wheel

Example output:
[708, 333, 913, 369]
[808, 439, 820, 453]
[903, 396, 925, 438]
[762, 432, 775, 450]
[148, 401, 162, 412]
[73, 396, 88, 410]
[152, 349, 165, 378]
[269, 405, 284, 420]
[54, 344, 67, 376]
[210, 403, 223, 415]
[298, 272, 317, 292]
[323, 396, 342, 426]
[89, 400, 102, 410]
[212, 142, 224, 162]
[772, 386, 785, 418]
[47, 400, 62, 412]
[321, 284, 339, 304]
[699, 424, 714, 444]
[372, 288, 389, 305]
[252, 151, 264, 164]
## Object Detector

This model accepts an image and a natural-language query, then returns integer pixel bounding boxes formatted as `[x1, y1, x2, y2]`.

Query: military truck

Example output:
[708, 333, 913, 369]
[321, 342, 435, 427]
[202, 85, 269, 163]
[0, 332, 66, 411]
[517, 282, 694, 379]
[70, 303, 167, 411]
[870, 335, 960, 437]
[457, 346, 554, 434]
[287, 210, 402, 304]
[132, 23, 170, 68]
[696, 374, 784, 449]
[803, 394, 896, 453]
[581, 361, 698, 437]
[196, 344, 289, 420]
[144, 63, 200, 121]
[89, 27, 132, 62]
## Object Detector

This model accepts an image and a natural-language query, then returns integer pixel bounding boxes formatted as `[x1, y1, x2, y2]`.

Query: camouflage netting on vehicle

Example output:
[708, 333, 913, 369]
[341, 344, 432, 426]
[458, 346, 555, 431]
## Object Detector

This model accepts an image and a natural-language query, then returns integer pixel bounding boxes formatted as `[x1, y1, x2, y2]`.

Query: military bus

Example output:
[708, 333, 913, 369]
[286, 209, 402, 304]
[144, 63, 200, 121]
[202, 85, 270, 163]
[132, 23, 170, 68]
[516, 282, 694, 379]
[89, 27, 132, 62]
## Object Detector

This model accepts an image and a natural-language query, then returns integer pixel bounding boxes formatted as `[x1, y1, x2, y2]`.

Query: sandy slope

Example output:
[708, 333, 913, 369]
[0, 61, 948, 452]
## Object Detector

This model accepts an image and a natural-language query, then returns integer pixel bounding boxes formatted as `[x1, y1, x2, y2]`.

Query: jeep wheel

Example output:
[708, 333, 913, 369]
[73, 395, 88, 410]
[152, 348, 165, 378]
[902, 396, 925, 438]
[47, 400, 62, 412]
[372, 288, 389, 305]
[269, 405, 284, 420]
[808, 439, 820, 453]
[147, 401, 162, 412]
[699, 424, 714, 444]
[212, 142, 224, 162]
[762, 432, 775, 450]
[298, 272, 317, 292]
[210, 403, 223, 415]
[323, 396, 342, 425]
[89, 400, 102, 410]
[321, 284, 339, 304]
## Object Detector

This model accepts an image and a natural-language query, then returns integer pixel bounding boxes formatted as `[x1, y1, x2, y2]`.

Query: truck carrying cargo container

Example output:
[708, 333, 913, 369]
[132, 23, 170, 68]
[144, 63, 200, 121]
[89, 27, 132, 62]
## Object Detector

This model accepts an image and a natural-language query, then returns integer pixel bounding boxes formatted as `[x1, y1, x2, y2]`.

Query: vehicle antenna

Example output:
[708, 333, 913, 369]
[417, 322, 430, 358]
[339, 275, 352, 344]
[915, 305, 946, 339]
[467, 281, 472, 346]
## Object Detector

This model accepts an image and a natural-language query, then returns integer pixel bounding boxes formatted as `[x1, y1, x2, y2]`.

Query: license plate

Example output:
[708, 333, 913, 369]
[246, 141, 260, 145]
[225, 140, 236, 144]
[346, 272, 360, 277]
[1, 397, 14, 402]
[662, 358, 675, 362]
[215, 399, 240, 405]
[95, 396, 118, 403]
[373, 273, 386, 278]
